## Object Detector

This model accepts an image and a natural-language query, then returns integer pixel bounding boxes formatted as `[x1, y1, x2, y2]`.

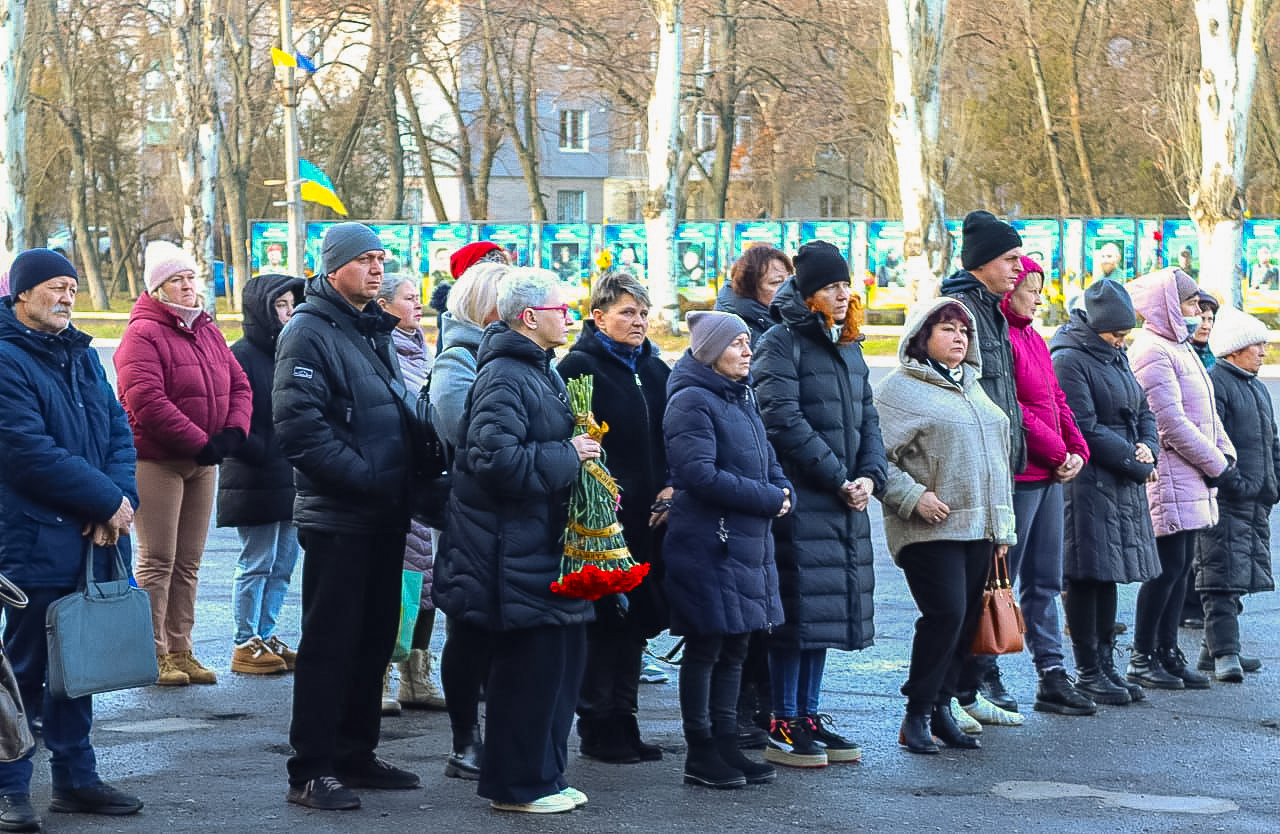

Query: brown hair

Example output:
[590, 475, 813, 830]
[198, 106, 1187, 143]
[730, 246, 792, 301]
[904, 302, 971, 363]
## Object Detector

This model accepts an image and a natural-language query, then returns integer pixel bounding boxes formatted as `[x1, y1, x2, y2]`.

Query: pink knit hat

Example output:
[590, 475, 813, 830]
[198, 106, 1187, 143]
[144, 240, 198, 293]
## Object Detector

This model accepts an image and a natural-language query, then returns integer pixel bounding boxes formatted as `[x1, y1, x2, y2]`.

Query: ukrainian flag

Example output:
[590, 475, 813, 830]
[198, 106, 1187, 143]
[298, 159, 348, 216]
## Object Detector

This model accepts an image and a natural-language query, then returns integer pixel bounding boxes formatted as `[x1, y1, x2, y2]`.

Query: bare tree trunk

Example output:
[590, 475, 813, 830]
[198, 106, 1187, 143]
[481, 0, 546, 221]
[1066, 0, 1102, 215]
[1022, 1, 1071, 216]
[397, 70, 448, 222]
[0, 0, 29, 262]
[706, 0, 738, 219]
[884, 0, 949, 306]
[644, 0, 683, 333]
[172, 0, 219, 300]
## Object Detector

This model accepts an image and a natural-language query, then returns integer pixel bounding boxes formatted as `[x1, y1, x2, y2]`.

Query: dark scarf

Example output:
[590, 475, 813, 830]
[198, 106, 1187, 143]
[593, 327, 642, 371]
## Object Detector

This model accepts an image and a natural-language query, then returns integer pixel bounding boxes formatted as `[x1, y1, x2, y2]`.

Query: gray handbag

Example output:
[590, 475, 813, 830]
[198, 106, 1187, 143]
[0, 571, 36, 762]
[45, 541, 158, 700]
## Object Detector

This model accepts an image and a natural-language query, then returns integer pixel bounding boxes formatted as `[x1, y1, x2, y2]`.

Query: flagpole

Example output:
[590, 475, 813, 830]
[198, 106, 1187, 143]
[279, 0, 305, 276]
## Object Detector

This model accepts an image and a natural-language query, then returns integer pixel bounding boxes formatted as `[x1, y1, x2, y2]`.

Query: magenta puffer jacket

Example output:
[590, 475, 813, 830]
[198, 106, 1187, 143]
[1127, 270, 1235, 536]
[1001, 298, 1089, 483]
[115, 292, 252, 461]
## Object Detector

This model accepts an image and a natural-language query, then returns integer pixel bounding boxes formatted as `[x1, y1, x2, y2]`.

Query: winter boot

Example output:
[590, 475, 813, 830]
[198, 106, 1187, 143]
[1126, 651, 1183, 690]
[619, 713, 663, 762]
[398, 649, 447, 710]
[1214, 654, 1244, 683]
[1071, 643, 1129, 706]
[1099, 637, 1144, 702]
[381, 665, 402, 715]
[1035, 666, 1101, 714]
[1158, 646, 1211, 690]
[1198, 643, 1262, 673]
[445, 725, 482, 780]
[978, 658, 1018, 712]
[735, 683, 769, 749]
[929, 703, 980, 749]
[579, 715, 641, 764]
[897, 710, 939, 754]
[714, 735, 776, 784]
[683, 734, 746, 789]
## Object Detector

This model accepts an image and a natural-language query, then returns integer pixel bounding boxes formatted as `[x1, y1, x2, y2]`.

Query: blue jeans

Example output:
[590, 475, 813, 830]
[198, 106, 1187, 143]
[767, 646, 827, 717]
[1006, 483, 1066, 671]
[0, 589, 98, 795]
[232, 522, 300, 644]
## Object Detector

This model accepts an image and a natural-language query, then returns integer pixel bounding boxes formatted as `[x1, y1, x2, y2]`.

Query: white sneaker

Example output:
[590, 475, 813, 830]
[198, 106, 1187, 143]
[491, 793, 576, 813]
[559, 786, 588, 807]
[950, 697, 982, 735]
[382, 665, 402, 716]
[962, 692, 1024, 726]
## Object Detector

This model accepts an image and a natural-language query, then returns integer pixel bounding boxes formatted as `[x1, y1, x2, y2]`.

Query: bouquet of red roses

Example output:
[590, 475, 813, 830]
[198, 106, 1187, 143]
[550, 375, 650, 600]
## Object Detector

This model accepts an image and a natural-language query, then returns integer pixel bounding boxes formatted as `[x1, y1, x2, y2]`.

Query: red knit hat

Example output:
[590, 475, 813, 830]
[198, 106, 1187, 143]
[450, 241, 502, 278]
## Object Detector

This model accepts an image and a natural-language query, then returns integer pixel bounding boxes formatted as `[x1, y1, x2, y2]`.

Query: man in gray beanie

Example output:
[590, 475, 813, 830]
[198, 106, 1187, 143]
[273, 222, 421, 809]
[940, 210, 1026, 721]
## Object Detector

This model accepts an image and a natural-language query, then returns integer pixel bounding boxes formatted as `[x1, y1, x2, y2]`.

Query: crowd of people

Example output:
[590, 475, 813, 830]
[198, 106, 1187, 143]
[0, 211, 1275, 828]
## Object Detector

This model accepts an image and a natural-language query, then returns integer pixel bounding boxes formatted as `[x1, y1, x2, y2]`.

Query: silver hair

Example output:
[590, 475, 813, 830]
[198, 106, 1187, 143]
[496, 267, 559, 324]
[376, 272, 416, 303]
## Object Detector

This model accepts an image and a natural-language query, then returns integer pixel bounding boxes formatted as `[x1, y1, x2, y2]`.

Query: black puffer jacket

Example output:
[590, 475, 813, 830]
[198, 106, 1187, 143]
[752, 279, 888, 651]
[557, 321, 671, 637]
[272, 276, 411, 533]
[433, 322, 592, 631]
[941, 270, 1027, 475]
[1050, 312, 1161, 583]
[217, 273, 304, 528]
[715, 283, 772, 347]
[1195, 361, 1279, 594]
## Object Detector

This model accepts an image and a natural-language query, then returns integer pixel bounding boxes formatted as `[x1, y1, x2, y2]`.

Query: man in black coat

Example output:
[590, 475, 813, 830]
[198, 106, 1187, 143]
[434, 269, 601, 814]
[273, 223, 418, 810]
[940, 210, 1026, 717]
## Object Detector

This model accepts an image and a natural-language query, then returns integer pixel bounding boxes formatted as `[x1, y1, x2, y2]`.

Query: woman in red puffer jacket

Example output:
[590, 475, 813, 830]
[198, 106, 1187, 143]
[998, 257, 1101, 713]
[115, 240, 251, 687]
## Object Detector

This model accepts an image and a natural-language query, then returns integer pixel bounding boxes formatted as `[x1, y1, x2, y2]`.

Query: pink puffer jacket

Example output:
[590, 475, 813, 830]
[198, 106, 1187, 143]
[1127, 270, 1235, 536]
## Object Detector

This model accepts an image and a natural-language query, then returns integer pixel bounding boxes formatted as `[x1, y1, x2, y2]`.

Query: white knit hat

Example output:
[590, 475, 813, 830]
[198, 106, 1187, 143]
[1209, 305, 1269, 358]
[144, 240, 198, 293]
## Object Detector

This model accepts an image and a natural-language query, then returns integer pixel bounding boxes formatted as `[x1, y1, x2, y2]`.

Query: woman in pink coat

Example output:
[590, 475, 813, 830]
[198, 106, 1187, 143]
[998, 257, 1098, 715]
[1124, 268, 1234, 691]
[115, 241, 252, 687]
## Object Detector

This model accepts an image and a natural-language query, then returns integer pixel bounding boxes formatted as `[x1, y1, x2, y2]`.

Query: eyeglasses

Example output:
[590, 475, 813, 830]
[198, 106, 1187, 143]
[529, 304, 572, 320]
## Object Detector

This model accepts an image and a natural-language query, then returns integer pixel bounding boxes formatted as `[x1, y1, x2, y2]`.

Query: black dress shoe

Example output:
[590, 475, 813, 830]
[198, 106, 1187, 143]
[930, 705, 981, 749]
[0, 794, 39, 832]
[48, 782, 142, 816]
[334, 757, 420, 789]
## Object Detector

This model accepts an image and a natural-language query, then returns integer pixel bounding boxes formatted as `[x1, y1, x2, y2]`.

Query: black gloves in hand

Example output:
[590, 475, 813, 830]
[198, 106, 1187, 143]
[194, 428, 246, 466]
[1206, 465, 1235, 489]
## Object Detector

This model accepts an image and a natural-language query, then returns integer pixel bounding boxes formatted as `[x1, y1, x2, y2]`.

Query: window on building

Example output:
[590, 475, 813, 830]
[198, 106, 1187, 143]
[818, 195, 845, 218]
[695, 113, 716, 149]
[559, 109, 588, 151]
[626, 190, 644, 221]
[557, 190, 586, 222]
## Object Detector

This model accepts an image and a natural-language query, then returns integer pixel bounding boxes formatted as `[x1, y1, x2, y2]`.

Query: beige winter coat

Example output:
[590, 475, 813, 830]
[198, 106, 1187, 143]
[874, 297, 1017, 560]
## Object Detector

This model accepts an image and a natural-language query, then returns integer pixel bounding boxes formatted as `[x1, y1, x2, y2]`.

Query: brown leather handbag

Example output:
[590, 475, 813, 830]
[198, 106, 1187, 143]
[971, 549, 1026, 655]
[0, 571, 36, 762]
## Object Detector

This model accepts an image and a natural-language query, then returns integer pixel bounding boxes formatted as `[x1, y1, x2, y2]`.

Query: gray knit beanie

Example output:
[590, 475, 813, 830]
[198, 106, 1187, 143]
[321, 222, 384, 277]
[1083, 279, 1136, 334]
[687, 311, 749, 365]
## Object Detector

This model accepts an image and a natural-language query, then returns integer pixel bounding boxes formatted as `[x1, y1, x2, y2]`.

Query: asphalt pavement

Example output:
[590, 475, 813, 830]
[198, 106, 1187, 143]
[13, 349, 1276, 834]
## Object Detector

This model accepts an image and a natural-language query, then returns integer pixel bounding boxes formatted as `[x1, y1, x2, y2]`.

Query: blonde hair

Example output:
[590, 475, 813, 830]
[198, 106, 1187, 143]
[448, 262, 509, 327]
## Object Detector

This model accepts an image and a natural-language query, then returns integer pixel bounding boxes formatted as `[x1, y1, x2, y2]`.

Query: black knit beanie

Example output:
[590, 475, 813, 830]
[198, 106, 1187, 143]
[960, 211, 1023, 271]
[792, 241, 850, 298]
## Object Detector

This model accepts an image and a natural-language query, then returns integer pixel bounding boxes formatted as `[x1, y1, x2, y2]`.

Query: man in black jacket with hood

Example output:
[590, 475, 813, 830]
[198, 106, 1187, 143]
[940, 210, 1026, 720]
[273, 222, 419, 810]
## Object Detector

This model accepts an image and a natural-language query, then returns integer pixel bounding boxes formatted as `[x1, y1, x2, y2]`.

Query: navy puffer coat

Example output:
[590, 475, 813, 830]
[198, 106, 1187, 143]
[433, 322, 592, 631]
[662, 353, 789, 637]
[752, 279, 887, 651]
[1050, 312, 1161, 583]
[1194, 361, 1278, 595]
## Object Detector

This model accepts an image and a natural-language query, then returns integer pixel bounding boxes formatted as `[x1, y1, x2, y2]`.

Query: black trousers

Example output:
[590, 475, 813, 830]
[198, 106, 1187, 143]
[577, 620, 643, 719]
[1134, 531, 1194, 654]
[479, 623, 586, 805]
[287, 527, 405, 785]
[441, 616, 493, 749]
[1063, 577, 1119, 651]
[898, 540, 990, 714]
[678, 632, 751, 738]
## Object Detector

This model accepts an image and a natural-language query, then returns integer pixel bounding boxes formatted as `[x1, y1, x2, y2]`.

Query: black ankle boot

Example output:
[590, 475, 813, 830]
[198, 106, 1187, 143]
[580, 715, 642, 763]
[1158, 647, 1212, 690]
[929, 704, 980, 749]
[714, 735, 775, 784]
[444, 725, 482, 780]
[1126, 651, 1184, 690]
[684, 734, 747, 788]
[619, 713, 663, 761]
[1069, 645, 1128, 707]
[978, 660, 1018, 712]
[897, 713, 939, 754]
[1035, 667, 1100, 714]
[1099, 639, 1144, 701]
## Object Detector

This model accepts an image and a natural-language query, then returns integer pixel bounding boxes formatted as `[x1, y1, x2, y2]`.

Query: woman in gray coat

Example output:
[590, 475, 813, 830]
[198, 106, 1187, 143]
[1049, 279, 1160, 705]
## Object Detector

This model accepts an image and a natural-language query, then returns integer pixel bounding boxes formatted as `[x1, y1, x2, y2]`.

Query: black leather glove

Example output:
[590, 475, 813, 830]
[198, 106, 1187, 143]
[194, 440, 223, 466]
[216, 427, 246, 458]
[1205, 464, 1234, 489]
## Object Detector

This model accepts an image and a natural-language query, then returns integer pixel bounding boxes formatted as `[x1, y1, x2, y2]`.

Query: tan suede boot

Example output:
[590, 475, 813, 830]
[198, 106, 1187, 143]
[398, 649, 447, 710]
